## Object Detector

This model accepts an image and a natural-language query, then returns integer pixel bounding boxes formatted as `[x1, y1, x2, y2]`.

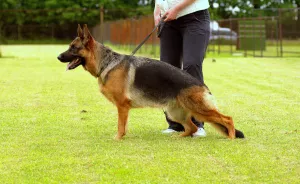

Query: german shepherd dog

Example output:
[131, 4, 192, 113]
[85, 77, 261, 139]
[57, 24, 244, 140]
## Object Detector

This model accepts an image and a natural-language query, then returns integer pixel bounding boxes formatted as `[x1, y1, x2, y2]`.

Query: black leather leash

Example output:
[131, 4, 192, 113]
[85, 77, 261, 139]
[130, 17, 165, 56]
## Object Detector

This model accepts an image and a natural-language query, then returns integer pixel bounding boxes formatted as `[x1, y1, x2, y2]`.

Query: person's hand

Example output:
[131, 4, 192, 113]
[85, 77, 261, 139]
[163, 7, 179, 22]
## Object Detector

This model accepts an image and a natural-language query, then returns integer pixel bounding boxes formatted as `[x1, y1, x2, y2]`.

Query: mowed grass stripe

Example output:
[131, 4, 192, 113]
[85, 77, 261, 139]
[205, 58, 299, 95]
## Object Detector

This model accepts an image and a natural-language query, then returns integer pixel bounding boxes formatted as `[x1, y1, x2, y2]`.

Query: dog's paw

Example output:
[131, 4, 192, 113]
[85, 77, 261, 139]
[114, 134, 124, 141]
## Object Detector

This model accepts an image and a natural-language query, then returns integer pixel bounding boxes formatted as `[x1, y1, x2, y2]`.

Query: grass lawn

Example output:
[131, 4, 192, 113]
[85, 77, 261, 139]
[0, 45, 299, 183]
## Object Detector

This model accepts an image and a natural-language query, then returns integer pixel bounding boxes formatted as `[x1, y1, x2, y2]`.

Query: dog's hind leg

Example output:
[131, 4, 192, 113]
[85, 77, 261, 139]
[191, 110, 236, 139]
[177, 86, 244, 139]
[179, 117, 198, 137]
[165, 103, 197, 137]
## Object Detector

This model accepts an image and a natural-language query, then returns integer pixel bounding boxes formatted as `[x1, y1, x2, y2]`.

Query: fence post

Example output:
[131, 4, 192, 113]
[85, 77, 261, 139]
[260, 19, 263, 57]
[100, 6, 104, 43]
[217, 26, 220, 55]
[18, 25, 21, 40]
[0, 24, 2, 44]
[51, 24, 54, 42]
[130, 19, 134, 51]
[278, 8, 283, 57]
[276, 16, 279, 57]
[229, 18, 233, 55]
[152, 18, 156, 57]
[252, 17, 255, 57]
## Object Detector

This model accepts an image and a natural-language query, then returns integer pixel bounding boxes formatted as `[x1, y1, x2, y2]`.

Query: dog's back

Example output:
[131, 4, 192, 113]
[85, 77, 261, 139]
[123, 55, 205, 107]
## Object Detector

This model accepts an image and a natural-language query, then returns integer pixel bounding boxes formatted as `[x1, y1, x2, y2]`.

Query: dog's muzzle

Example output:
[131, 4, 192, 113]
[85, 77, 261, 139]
[57, 53, 84, 70]
[57, 54, 71, 63]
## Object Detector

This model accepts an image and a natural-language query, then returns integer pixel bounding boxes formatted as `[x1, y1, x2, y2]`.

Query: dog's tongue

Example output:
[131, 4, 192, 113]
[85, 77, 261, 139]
[66, 62, 72, 71]
[66, 58, 79, 71]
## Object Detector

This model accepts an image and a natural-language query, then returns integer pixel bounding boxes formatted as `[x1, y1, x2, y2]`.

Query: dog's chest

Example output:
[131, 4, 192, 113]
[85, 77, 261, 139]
[97, 67, 130, 105]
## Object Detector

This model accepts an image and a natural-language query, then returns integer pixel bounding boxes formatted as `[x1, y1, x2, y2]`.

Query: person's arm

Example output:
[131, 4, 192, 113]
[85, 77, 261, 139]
[164, 0, 196, 22]
[154, 2, 161, 25]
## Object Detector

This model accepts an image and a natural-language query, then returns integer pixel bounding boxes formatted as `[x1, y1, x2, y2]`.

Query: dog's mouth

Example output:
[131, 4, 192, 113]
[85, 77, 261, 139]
[66, 57, 85, 70]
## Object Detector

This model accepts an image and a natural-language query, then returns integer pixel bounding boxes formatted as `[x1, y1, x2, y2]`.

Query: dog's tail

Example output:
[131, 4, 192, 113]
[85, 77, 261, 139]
[210, 124, 245, 138]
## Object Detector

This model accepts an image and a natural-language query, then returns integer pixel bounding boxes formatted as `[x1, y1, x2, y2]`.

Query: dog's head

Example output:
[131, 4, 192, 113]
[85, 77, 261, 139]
[57, 24, 95, 70]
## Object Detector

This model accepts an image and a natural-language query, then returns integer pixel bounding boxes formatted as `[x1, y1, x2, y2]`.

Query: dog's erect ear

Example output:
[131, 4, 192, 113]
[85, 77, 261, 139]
[82, 24, 93, 45]
[77, 24, 83, 38]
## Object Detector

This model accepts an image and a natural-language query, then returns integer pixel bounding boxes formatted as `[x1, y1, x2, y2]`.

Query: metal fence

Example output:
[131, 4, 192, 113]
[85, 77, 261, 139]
[1, 8, 300, 57]
[207, 8, 300, 57]
[93, 8, 300, 57]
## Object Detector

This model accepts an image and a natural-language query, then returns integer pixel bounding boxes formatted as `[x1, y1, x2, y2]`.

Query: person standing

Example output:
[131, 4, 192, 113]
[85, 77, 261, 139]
[154, 0, 210, 137]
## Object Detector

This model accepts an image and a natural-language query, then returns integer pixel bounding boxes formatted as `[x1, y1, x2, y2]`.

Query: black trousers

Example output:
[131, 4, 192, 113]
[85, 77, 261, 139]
[159, 9, 210, 131]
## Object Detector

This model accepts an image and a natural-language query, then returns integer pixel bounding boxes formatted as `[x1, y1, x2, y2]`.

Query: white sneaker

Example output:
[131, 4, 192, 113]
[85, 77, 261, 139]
[162, 128, 177, 134]
[193, 128, 206, 137]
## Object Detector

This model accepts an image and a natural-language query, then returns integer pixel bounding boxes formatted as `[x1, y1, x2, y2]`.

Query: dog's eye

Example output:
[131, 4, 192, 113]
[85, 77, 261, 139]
[70, 45, 78, 51]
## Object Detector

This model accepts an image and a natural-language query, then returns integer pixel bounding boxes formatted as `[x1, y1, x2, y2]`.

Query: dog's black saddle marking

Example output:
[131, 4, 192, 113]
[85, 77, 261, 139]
[134, 61, 203, 101]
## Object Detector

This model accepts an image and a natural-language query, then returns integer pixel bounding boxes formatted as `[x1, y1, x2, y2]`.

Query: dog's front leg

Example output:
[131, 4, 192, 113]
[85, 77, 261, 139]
[115, 105, 130, 140]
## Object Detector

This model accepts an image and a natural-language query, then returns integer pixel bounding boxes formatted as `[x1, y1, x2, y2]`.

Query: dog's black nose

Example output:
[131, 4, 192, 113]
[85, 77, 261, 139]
[57, 54, 63, 61]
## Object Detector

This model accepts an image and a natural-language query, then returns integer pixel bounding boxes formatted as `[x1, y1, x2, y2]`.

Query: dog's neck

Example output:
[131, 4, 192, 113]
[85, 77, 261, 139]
[81, 39, 99, 77]
[95, 42, 124, 81]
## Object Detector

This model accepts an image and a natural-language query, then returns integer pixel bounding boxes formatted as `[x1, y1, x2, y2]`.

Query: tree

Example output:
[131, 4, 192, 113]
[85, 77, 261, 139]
[208, 0, 254, 19]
